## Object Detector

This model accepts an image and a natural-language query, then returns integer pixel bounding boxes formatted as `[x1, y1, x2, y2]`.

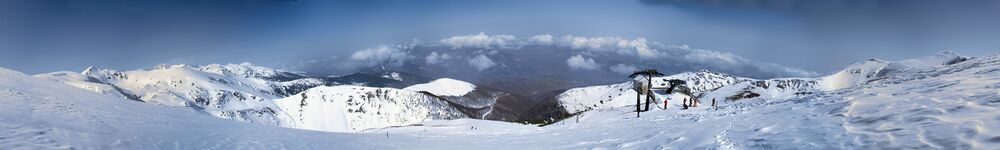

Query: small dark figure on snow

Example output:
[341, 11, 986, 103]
[712, 98, 717, 110]
[682, 98, 689, 110]
[664, 97, 669, 109]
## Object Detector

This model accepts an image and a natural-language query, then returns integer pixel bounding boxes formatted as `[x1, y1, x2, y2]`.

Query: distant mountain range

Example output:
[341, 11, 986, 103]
[29, 50, 972, 132]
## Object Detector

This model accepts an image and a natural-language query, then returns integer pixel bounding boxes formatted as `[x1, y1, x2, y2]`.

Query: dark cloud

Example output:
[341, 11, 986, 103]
[640, 0, 1000, 72]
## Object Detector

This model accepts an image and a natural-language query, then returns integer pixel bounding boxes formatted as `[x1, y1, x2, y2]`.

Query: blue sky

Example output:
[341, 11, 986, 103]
[2, 0, 999, 74]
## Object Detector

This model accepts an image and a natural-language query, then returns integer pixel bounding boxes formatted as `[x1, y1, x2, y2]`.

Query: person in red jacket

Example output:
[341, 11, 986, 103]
[663, 97, 669, 109]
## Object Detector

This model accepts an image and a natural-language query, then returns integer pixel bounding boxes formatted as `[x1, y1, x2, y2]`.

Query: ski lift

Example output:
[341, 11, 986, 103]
[629, 69, 685, 118]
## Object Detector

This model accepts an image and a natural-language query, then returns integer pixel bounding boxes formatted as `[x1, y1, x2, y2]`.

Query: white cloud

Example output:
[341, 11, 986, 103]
[440, 32, 517, 49]
[425, 51, 452, 64]
[682, 48, 742, 65]
[528, 34, 554, 45]
[436, 34, 659, 59]
[672, 46, 819, 77]
[566, 54, 600, 70]
[350, 45, 410, 66]
[557, 35, 660, 59]
[609, 64, 637, 75]
[468, 54, 497, 71]
[328, 33, 816, 77]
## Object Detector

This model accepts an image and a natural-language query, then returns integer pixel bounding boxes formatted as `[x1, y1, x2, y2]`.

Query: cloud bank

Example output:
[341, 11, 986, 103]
[290, 33, 818, 78]
[440, 32, 517, 49]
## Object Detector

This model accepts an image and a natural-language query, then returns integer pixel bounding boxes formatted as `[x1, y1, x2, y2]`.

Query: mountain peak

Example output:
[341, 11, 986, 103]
[934, 50, 962, 57]
[151, 64, 190, 70]
[81, 66, 95, 75]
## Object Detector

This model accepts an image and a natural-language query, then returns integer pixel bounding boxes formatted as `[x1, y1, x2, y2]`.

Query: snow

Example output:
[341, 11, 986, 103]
[3, 51, 999, 149]
[34, 71, 131, 100]
[274, 85, 466, 132]
[40, 63, 471, 134]
[75, 64, 297, 126]
[404, 78, 476, 96]
[819, 50, 970, 91]
[0, 67, 388, 149]
[819, 59, 889, 90]
[558, 70, 746, 114]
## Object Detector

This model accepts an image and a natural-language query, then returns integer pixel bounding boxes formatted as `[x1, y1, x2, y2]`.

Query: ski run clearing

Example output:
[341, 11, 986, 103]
[2, 51, 1000, 149]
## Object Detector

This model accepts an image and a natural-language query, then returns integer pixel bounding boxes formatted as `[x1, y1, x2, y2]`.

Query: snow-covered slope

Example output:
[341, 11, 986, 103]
[275, 85, 466, 132]
[359, 51, 999, 149]
[40, 63, 478, 132]
[557, 51, 973, 114]
[77, 64, 315, 126]
[400, 78, 537, 121]
[0, 67, 395, 149]
[557, 70, 748, 114]
[3, 51, 998, 149]
[819, 50, 970, 90]
[404, 78, 476, 96]
[35, 71, 135, 100]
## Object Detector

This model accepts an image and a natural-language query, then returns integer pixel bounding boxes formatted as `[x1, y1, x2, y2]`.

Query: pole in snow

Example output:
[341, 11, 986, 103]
[629, 69, 664, 118]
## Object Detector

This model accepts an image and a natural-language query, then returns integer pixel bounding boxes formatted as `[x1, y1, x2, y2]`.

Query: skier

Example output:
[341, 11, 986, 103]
[682, 98, 689, 110]
[712, 98, 717, 110]
[663, 97, 669, 109]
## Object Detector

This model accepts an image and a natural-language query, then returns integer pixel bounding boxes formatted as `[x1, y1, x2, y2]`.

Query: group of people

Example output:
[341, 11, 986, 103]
[665, 97, 717, 110]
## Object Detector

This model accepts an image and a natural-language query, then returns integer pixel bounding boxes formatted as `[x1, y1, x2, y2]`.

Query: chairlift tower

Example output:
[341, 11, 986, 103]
[629, 69, 686, 118]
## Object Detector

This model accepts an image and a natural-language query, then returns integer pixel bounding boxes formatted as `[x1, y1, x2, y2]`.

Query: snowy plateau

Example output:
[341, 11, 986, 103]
[2, 51, 1000, 149]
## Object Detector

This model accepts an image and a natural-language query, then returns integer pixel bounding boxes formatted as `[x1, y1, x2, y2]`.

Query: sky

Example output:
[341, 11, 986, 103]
[1, 0, 999, 75]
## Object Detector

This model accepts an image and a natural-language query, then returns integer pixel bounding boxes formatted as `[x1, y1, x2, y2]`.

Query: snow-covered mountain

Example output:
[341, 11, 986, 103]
[403, 78, 530, 121]
[44, 63, 324, 126]
[404, 78, 476, 97]
[555, 70, 751, 114]
[34, 71, 136, 100]
[3, 51, 998, 149]
[34, 63, 528, 132]
[555, 51, 973, 115]
[818, 50, 971, 90]
[276, 85, 465, 132]
[0, 66, 425, 149]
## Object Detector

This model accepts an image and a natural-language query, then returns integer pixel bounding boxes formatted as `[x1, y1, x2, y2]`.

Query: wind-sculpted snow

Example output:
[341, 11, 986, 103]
[275, 86, 466, 132]
[819, 50, 971, 90]
[826, 55, 1000, 149]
